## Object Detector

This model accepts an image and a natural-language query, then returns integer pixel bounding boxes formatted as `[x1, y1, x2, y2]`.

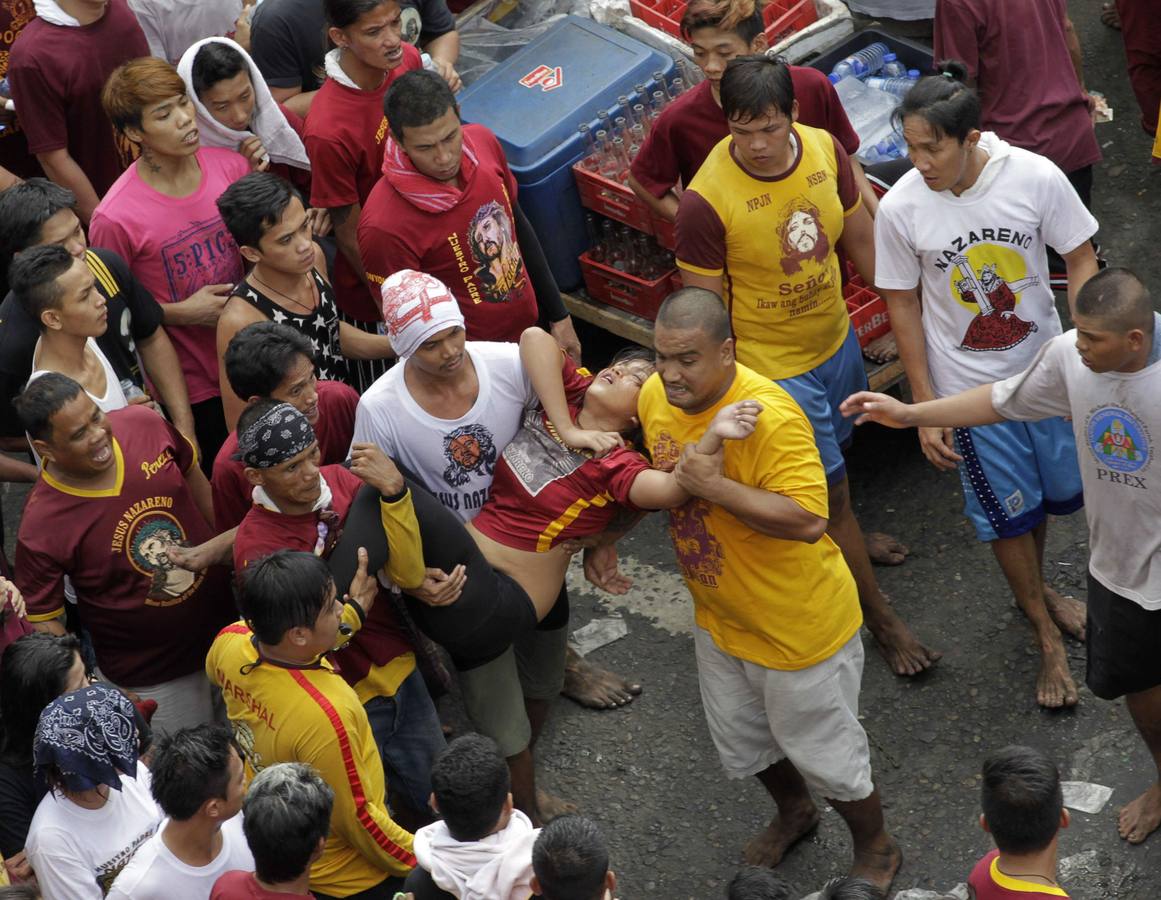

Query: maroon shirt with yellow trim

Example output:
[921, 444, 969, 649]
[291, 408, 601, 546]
[16, 405, 234, 686]
[471, 358, 648, 552]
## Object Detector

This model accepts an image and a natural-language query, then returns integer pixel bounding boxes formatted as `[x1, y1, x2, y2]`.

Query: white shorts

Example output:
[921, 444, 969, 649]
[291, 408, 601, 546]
[693, 626, 874, 802]
[98, 669, 225, 737]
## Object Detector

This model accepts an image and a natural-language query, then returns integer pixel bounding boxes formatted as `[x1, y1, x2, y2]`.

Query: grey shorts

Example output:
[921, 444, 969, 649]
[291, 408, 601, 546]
[456, 624, 568, 758]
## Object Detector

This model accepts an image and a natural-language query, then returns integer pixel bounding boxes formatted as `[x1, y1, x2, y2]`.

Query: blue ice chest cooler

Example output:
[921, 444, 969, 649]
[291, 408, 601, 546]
[458, 16, 674, 291]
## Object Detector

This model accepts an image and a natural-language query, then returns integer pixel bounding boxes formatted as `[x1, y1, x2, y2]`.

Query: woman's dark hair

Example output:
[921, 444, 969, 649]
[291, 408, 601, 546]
[892, 59, 980, 142]
[681, 0, 765, 44]
[720, 55, 795, 123]
[225, 321, 318, 400]
[324, 0, 395, 29]
[216, 172, 304, 250]
[386, 69, 458, 143]
[0, 633, 83, 766]
[191, 41, 250, 98]
[239, 550, 335, 645]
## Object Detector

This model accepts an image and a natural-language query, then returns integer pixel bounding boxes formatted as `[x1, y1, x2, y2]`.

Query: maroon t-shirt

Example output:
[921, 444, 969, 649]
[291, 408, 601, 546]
[358, 124, 540, 343]
[211, 871, 313, 900]
[9, 0, 149, 195]
[211, 379, 359, 532]
[303, 44, 423, 323]
[630, 67, 861, 198]
[935, 0, 1100, 174]
[16, 406, 234, 686]
[0, 0, 43, 179]
[233, 463, 413, 690]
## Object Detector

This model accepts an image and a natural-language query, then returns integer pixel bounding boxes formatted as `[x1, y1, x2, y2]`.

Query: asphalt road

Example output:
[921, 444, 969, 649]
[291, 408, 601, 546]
[2, 2, 1159, 898]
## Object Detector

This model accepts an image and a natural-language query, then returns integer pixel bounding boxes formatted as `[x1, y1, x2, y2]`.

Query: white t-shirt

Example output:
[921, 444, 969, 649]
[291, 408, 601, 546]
[352, 342, 535, 522]
[29, 336, 130, 411]
[991, 322, 1161, 609]
[876, 132, 1098, 397]
[108, 814, 255, 900]
[26, 762, 162, 900]
[128, 0, 244, 64]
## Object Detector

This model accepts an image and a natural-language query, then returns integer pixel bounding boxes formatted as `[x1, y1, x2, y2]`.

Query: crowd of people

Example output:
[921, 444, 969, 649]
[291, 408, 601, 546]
[0, 0, 1157, 897]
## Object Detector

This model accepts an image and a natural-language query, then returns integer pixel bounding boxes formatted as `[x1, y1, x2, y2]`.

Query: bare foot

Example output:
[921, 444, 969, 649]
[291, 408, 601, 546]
[1101, 2, 1121, 29]
[850, 836, 903, 893]
[562, 647, 642, 709]
[536, 790, 578, 824]
[1044, 586, 1087, 642]
[866, 602, 941, 676]
[742, 803, 820, 867]
[1036, 635, 1079, 709]
[865, 532, 910, 566]
[863, 333, 898, 363]
[1119, 783, 1161, 843]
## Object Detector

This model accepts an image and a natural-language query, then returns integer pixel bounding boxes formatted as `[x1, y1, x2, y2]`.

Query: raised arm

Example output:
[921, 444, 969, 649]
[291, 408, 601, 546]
[839, 383, 1003, 430]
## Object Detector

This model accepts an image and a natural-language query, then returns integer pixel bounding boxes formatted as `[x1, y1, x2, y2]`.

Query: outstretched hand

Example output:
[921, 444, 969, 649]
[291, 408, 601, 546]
[708, 400, 762, 441]
[839, 391, 917, 428]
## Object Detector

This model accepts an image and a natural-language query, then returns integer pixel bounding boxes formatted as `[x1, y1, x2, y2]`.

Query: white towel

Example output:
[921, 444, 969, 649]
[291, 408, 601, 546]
[33, 0, 80, 26]
[176, 37, 310, 170]
[323, 48, 361, 90]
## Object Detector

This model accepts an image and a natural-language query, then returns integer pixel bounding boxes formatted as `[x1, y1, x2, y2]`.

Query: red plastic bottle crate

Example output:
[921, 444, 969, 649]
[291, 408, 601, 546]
[580, 249, 676, 320]
[651, 213, 676, 251]
[628, 0, 817, 46]
[573, 164, 655, 235]
[844, 274, 891, 347]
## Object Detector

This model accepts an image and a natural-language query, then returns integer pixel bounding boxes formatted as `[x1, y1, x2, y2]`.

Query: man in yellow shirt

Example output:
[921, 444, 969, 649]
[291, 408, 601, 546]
[637, 288, 900, 893]
[675, 55, 938, 678]
[207, 549, 417, 899]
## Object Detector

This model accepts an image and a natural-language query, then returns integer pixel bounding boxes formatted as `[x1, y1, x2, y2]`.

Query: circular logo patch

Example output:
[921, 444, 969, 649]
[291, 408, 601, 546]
[1087, 407, 1150, 473]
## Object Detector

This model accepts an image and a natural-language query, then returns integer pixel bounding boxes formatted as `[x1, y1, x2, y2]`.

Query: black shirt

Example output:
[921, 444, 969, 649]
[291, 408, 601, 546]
[250, 0, 456, 91]
[0, 759, 41, 859]
[0, 248, 163, 438]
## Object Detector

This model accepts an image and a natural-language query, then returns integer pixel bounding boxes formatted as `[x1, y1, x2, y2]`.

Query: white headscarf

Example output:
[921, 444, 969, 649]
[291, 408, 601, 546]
[176, 36, 310, 170]
[380, 270, 465, 358]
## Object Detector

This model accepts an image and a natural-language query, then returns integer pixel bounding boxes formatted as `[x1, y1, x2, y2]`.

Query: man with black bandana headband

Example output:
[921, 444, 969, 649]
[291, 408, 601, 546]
[223, 399, 447, 835]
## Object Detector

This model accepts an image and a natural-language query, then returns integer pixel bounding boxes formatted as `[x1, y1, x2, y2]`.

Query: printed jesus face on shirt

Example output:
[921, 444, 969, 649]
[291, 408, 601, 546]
[399, 107, 464, 184]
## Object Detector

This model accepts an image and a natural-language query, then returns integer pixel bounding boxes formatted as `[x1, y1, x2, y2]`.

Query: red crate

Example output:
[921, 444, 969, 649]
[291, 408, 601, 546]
[580, 250, 676, 320]
[573, 164, 654, 235]
[652, 213, 676, 251]
[844, 274, 890, 347]
[628, 0, 817, 46]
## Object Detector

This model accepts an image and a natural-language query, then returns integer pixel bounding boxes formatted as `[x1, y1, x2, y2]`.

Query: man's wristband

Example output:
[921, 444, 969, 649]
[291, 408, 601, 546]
[380, 486, 408, 504]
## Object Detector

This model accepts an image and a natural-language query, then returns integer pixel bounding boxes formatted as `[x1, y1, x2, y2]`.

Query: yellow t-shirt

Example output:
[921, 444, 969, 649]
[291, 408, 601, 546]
[207, 623, 416, 895]
[676, 125, 861, 380]
[638, 364, 861, 669]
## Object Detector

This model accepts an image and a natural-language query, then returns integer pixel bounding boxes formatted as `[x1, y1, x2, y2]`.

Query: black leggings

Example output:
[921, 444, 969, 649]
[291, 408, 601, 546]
[328, 480, 539, 671]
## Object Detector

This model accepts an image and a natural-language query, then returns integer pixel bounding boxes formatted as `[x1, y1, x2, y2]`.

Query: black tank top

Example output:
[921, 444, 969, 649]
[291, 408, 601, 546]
[234, 270, 350, 382]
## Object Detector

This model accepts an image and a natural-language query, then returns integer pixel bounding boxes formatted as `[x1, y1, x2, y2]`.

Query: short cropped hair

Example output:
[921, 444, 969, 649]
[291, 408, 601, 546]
[149, 725, 239, 820]
[431, 735, 510, 842]
[981, 745, 1063, 856]
[656, 287, 732, 342]
[818, 876, 885, 900]
[225, 322, 316, 400]
[191, 40, 249, 97]
[10, 244, 76, 326]
[681, 0, 765, 44]
[720, 55, 794, 123]
[239, 549, 335, 645]
[13, 372, 84, 443]
[386, 69, 457, 143]
[532, 815, 609, 900]
[0, 178, 77, 267]
[217, 172, 304, 250]
[243, 763, 335, 884]
[728, 866, 792, 900]
[103, 57, 189, 135]
[1074, 267, 1154, 335]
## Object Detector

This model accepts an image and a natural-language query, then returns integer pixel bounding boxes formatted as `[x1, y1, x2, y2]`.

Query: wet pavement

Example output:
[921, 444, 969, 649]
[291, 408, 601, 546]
[3, 2, 1160, 898]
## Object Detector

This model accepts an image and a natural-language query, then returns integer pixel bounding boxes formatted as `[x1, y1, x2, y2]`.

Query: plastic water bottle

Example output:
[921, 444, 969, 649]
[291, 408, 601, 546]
[866, 76, 917, 99]
[882, 53, 907, 77]
[831, 57, 868, 81]
[907, 68, 921, 80]
[849, 41, 891, 77]
[861, 132, 908, 163]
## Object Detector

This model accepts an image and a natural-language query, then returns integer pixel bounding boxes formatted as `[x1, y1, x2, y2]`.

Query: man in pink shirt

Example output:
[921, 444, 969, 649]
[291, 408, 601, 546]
[91, 57, 251, 468]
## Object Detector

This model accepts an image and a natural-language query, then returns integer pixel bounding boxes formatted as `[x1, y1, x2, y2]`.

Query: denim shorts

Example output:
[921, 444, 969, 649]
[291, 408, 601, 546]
[363, 667, 446, 812]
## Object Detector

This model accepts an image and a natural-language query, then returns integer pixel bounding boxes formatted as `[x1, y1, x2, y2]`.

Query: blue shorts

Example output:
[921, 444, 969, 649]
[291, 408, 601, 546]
[776, 325, 867, 486]
[952, 417, 1084, 542]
